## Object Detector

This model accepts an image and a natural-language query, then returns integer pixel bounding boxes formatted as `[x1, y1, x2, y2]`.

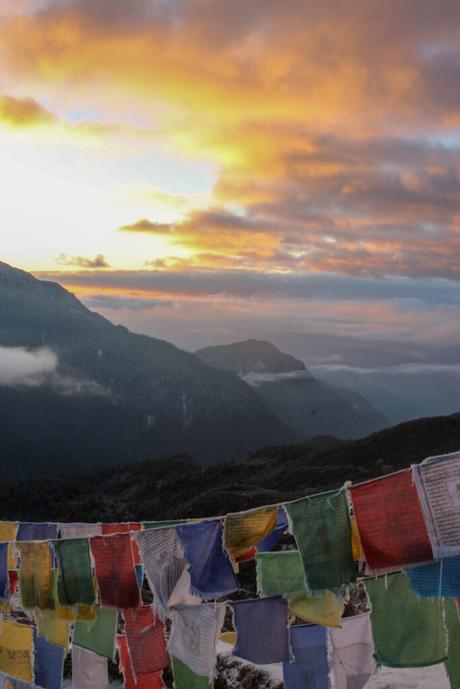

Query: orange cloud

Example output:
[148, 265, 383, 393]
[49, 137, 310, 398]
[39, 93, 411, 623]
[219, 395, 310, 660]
[0, 94, 54, 128]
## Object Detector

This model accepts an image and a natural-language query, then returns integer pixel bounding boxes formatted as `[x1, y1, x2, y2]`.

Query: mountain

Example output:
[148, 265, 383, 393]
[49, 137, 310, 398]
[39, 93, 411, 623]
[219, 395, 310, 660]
[2, 412, 460, 522]
[196, 340, 388, 440]
[0, 262, 295, 479]
[312, 365, 460, 425]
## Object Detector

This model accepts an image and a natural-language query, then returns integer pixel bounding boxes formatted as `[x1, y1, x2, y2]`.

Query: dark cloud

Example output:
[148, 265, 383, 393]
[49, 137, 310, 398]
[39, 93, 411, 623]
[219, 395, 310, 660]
[119, 219, 173, 234]
[56, 253, 110, 269]
[37, 268, 460, 305]
[83, 293, 174, 310]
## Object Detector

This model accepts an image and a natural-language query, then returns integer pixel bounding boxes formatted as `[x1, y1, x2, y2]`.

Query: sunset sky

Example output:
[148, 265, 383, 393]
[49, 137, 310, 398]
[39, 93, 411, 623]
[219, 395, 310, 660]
[2, 0, 460, 364]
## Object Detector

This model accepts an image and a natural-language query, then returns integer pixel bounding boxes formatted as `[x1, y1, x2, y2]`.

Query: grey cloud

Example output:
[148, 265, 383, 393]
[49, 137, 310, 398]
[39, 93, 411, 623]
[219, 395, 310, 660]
[0, 346, 107, 395]
[242, 370, 312, 386]
[83, 293, 174, 310]
[36, 269, 460, 305]
[56, 253, 110, 269]
[0, 346, 57, 386]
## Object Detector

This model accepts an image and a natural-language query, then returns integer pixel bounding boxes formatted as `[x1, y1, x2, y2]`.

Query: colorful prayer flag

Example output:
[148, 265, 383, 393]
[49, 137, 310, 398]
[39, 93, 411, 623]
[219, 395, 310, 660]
[232, 597, 290, 665]
[413, 451, 460, 559]
[52, 538, 95, 607]
[17, 542, 52, 609]
[329, 613, 375, 689]
[168, 603, 225, 677]
[350, 470, 433, 571]
[73, 605, 117, 660]
[122, 606, 169, 677]
[365, 572, 447, 667]
[171, 657, 211, 689]
[285, 488, 357, 591]
[176, 520, 238, 599]
[223, 505, 278, 559]
[72, 646, 108, 689]
[117, 635, 165, 689]
[33, 628, 64, 689]
[405, 555, 460, 597]
[288, 591, 342, 628]
[90, 533, 141, 609]
[283, 624, 329, 689]
[0, 621, 34, 682]
[256, 550, 305, 597]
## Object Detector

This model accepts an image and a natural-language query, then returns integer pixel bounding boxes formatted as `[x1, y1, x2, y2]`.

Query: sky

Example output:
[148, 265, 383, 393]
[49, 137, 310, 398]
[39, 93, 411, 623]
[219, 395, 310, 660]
[2, 0, 460, 366]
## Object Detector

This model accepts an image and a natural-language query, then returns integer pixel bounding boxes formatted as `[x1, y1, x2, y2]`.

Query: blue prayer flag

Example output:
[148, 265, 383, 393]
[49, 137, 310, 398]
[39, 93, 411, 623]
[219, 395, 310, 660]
[176, 520, 238, 599]
[283, 624, 330, 689]
[257, 507, 288, 552]
[405, 556, 460, 597]
[33, 628, 64, 689]
[232, 597, 290, 664]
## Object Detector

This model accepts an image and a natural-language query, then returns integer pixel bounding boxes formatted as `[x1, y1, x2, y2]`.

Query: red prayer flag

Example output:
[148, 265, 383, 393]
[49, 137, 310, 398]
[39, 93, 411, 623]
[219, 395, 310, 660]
[117, 634, 165, 689]
[8, 570, 18, 595]
[122, 606, 169, 676]
[350, 469, 433, 571]
[101, 523, 142, 565]
[90, 533, 141, 609]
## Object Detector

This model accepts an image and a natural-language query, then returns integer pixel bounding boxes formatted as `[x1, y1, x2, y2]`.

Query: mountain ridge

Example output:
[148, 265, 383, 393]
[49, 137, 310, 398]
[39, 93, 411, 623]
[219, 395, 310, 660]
[2, 411, 459, 522]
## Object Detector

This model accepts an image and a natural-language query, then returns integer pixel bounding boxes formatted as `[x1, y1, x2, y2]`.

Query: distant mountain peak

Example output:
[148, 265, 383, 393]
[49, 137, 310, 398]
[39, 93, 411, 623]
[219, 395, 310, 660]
[196, 339, 307, 374]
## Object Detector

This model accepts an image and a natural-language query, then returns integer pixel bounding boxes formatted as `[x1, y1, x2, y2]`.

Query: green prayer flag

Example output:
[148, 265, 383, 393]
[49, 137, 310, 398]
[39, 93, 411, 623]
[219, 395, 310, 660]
[255, 551, 305, 596]
[172, 656, 212, 689]
[365, 572, 447, 668]
[144, 520, 186, 530]
[53, 538, 95, 607]
[284, 488, 357, 591]
[73, 606, 117, 660]
[445, 599, 460, 688]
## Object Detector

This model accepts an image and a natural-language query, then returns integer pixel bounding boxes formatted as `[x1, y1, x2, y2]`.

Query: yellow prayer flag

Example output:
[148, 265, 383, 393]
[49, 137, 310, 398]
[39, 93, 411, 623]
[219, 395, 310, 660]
[17, 541, 52, 609]
[350, 516, 362, 562]
[35, 608, 71, 649]
[0, 620, 34, 681]
[288, 590, 343, 628]
[0, 521, 18, 570]
[224, 505, 278, 559]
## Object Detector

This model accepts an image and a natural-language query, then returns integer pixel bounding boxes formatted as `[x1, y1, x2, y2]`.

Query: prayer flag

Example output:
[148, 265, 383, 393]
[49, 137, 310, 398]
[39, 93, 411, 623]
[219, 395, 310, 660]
[285, 489, 357, 591]
[365, 572, 446, 667]
[52, 538, 95, 607]
[350, 470, 433, 571]
[122, 606, 169, 676]
[0, 544, 9, 600]
[445, 598, 460, 689]
[16, 524, 57, 541]
[232, 597, 290, 665]
[33, 629, 64, 689]
[58, 524, 101, 539]
[101, 523, 142, 565]
[405, 555, 460, 597]
[0, 522, 18, 570]
[256, 550, 305, 597]
[73, 605, 117, 660]
[17, 542, 52, 609]
[168, 603, 225, 677]
[0, 621, 34, 682]
[171, 657, 211, 689]
[282, 624, 329, 689]
[223, 505, 278, 559]
[413, 451, 460, 559]
[134, 528, 197, 619]
[176, 520, 238, 599]
[257, 506, 288, 552]
[72, 646, 108, 689]
[117, 635, 165, 689]
[35, 608, 71, 650]
[90, 534, 141, 609]
[329, 613, 375, 689]
[144, 520, 186, 530]
[288, 591, 342, 628]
